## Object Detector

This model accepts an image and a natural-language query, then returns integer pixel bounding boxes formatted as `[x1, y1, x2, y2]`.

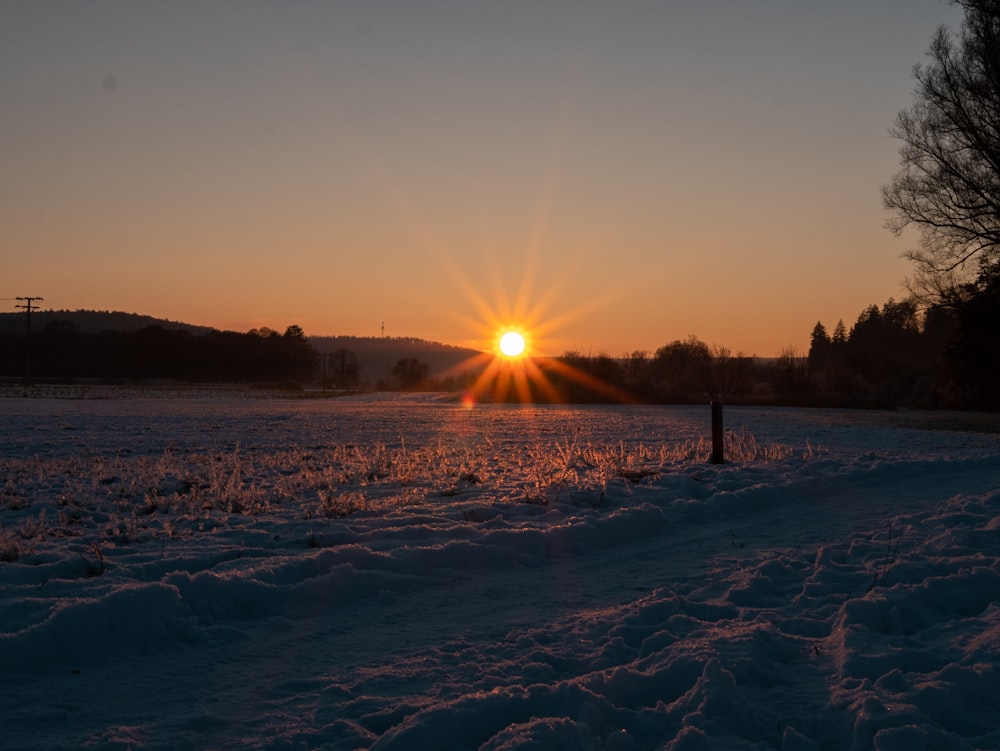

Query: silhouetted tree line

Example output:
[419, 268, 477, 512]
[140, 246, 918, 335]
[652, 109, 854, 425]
[5, 306, 995, 408]
[0, 321, 318, 384]
[475, 293, 996, 408]
[473, 338, 759, 406]
[538, 340, 829, 406]
[808, 289, 999, 410]
[808, 299, 940, 408]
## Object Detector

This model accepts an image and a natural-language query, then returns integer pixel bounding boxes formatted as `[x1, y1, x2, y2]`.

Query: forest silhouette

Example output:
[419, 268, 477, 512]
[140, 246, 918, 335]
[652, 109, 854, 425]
[0, 295, 995, 409]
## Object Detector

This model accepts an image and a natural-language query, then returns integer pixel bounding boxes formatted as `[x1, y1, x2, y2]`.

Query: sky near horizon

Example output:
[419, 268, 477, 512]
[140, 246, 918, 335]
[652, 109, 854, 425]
[2, 1, 965, 357]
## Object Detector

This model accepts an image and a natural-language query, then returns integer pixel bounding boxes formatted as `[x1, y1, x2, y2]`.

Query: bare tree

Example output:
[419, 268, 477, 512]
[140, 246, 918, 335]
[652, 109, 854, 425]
[391, 357, 429, 390]
[772, 347, 811, 396]
[328, 348, 360, 389]
[706, 345, 751, 399]
[883, 2, 1000, 299]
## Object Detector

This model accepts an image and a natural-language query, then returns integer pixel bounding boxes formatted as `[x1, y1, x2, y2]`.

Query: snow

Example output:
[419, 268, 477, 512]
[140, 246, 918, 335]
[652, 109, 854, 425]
[1, 390, 999, 751]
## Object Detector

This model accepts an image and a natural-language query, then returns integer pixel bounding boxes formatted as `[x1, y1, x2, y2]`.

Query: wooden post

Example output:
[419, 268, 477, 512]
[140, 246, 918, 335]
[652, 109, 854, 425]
[711, 400, 724, 464]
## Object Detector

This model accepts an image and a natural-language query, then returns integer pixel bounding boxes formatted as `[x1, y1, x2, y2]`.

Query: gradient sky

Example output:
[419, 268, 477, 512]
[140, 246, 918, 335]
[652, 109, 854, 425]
[2, 1, 965, 356]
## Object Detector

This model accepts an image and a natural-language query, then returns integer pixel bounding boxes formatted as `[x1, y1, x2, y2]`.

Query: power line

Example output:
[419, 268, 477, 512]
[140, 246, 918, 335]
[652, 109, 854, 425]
[15, 296, 44, 326]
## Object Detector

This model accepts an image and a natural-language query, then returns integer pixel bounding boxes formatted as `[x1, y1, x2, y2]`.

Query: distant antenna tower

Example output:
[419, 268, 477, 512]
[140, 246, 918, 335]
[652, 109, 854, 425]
[381, 321, 385, 338]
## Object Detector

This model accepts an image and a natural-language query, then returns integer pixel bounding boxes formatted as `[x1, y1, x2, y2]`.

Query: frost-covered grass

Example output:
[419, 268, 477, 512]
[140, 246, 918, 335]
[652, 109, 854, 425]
[0, 426, 796, 560]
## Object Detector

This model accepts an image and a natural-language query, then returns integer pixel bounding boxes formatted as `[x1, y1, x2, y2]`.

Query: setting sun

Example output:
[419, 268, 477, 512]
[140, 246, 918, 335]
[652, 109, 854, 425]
[498, 331, 526, 358]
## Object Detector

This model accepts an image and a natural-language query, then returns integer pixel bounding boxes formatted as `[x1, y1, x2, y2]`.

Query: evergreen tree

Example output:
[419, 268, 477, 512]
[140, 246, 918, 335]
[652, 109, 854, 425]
[808, 322, 831, 369]
[832, 320, 848, 345]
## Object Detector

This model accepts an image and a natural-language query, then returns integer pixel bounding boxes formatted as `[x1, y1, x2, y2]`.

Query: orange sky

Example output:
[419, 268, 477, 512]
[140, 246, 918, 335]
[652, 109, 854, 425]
[2, 1, 964, 356]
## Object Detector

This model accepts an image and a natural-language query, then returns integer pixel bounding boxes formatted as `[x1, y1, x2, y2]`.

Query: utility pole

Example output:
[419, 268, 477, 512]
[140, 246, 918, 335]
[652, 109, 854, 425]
[15, 296, 43, 384]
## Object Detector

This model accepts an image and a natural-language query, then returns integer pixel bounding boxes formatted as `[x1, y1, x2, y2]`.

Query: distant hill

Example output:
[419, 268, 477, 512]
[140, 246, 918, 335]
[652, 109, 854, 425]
[309, 336, 485, 385]
[0, 309, 214, 336]
[0, 309, 484, 385]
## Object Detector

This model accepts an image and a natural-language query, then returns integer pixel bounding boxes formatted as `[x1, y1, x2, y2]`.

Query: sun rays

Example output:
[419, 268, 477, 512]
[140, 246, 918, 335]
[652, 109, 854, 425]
[419, 274, 634, 405]
[388, 223, 637, 405]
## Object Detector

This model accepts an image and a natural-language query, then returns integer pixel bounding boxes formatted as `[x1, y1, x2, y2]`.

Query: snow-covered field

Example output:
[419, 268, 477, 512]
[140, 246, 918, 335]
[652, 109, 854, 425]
[2, 390, 999, 751]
